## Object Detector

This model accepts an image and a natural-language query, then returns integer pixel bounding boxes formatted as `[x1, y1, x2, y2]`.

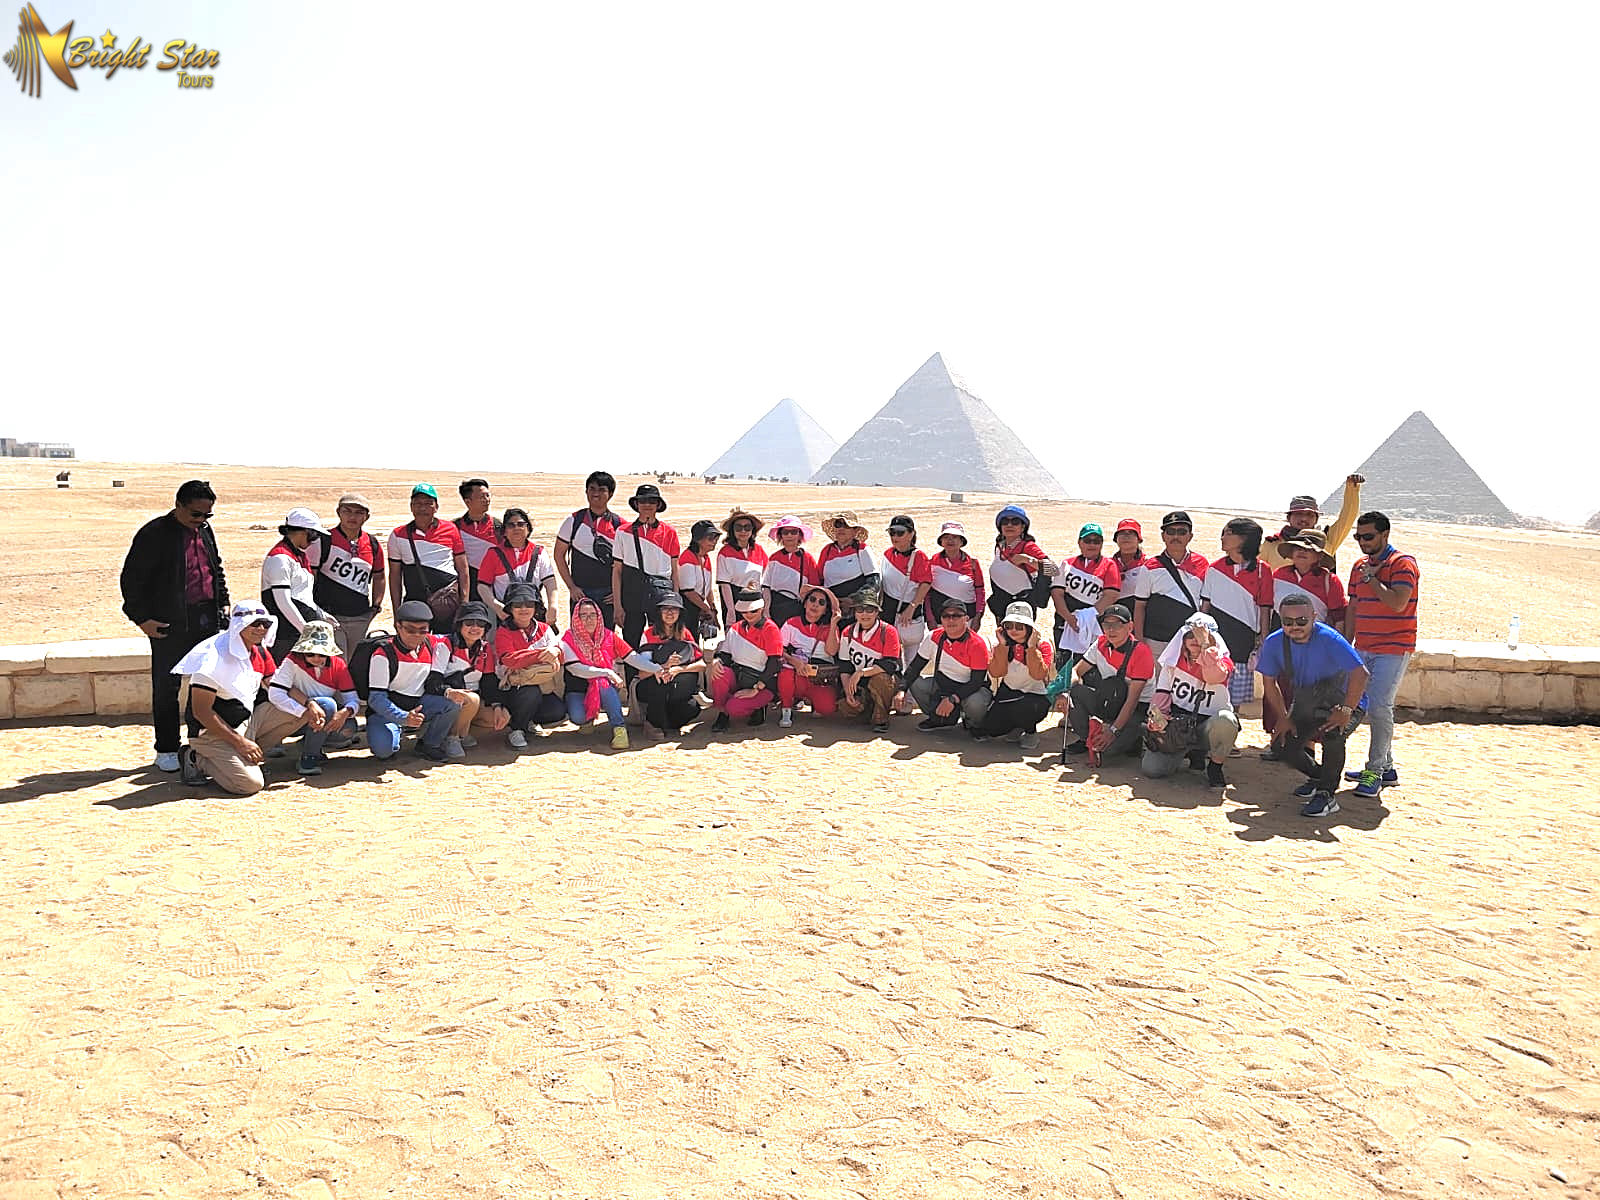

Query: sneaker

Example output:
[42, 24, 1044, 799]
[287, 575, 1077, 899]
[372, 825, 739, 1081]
[415, 742, 448, 763]
[610, 728, 630, 750]
[1261, 745, 1281, 761]
[711, 713, 730, 733]
[267, 745, 286, 759]
[917, 716, 957, 732]
[179, 747, 209, 786]
[507, 729, 528, 749]
[443, 736, 465, 759]
[1351, 769, 1384, 799]
[296, 757, 323, 776]
[1019, 731, 1040, 751]
[1300, 791, 1340, 818]
[324, 730, 358, 750]
[871, 720, 890, 734]
[747, 709, 766, 728]
[1345, 766, 1398, 786]
[1006, 729, 1025, 743]
[459, 734, 478, 750]
[779, 708, 794, 729]
[1292, 780, 1320, 800]
[1206, 760, 1226, 789]
[154, 751, 181, 773]
[1062, 740, 1090, 756]
[643, 722, 665, 741]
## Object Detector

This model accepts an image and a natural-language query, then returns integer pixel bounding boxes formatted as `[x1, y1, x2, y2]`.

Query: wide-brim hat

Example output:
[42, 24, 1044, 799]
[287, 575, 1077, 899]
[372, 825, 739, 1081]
[822, 511, 868, 539]
[995, 504, 1029, 530]
[455, 601, 494, 628]
[628, 483, 667, 513]
[936, 521, 968, 546]
[1282, 529, 1328, 554]
[283, 506, 324, 533]
[733, 588, 765, 613]
[690, 518, 719, 542]
[720, 508, 765, 537]
[290, 621, 340, 658]
[768, 514, 814, 542]
[1001, 600, 1036, 627]
[852, 587, 883, 612]
[503, 583, 541, 608]
[1287, 494, 1320, 515]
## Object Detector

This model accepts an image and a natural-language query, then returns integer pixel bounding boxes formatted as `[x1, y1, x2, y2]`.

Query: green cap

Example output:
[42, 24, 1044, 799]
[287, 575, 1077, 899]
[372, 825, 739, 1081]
[411, 483, 438, 500]
[1078, 522, 1104, 539]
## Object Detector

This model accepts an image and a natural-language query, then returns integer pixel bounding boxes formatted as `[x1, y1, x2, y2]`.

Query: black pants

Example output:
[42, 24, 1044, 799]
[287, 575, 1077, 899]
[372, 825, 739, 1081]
[148, 605, 216, 753]
[768, 593, 803, 628]
[1066, 683, 1148, 757]
[1279, 678, 1364, 791]
[978, 691, 1050, 736]
[505, 685, 566, 731]
[635, 674, 702, 731]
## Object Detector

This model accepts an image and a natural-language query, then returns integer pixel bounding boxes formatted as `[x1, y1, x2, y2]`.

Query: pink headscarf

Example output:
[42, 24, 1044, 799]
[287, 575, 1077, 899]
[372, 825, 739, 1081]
[560, 598, 621, 721]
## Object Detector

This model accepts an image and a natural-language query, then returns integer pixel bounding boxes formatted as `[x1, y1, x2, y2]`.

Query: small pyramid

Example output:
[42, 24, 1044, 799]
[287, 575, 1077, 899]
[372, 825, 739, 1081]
[703, 398, 839, 480]
[1328, 410, 1516, 527]
[1585, 510, 1600, 533]
[809, 353, 1063, 495]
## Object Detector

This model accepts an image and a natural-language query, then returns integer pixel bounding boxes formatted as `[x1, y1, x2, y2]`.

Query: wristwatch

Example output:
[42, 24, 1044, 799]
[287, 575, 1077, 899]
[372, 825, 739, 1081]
[1331, 703, 1352, 714]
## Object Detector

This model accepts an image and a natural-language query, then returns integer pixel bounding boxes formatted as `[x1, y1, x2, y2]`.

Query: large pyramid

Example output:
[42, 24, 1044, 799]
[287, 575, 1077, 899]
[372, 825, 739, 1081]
[1327, 410, 1516, 527]
[703, 398, 839, 480]
[809, 353, 1063, 495]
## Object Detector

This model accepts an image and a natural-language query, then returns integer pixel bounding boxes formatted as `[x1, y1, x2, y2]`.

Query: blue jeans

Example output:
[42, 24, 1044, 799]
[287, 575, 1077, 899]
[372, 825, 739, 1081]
[1360, 650, 1410, 772]
[566, 683, 625, 728]
[369, 693, 462, 760]
[298, 697, 339, 761]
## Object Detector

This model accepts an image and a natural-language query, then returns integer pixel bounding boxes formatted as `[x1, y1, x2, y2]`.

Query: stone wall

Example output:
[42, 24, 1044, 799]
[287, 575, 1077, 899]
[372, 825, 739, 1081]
[0, 637, 1595, 724]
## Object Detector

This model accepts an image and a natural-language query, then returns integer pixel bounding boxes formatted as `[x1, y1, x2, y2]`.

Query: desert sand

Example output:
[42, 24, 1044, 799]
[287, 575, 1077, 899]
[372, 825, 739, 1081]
[0, 460, 1596, 1199]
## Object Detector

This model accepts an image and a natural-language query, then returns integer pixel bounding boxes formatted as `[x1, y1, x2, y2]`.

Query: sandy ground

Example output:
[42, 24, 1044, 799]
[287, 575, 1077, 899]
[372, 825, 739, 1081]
[0, 460, 1597, 1198]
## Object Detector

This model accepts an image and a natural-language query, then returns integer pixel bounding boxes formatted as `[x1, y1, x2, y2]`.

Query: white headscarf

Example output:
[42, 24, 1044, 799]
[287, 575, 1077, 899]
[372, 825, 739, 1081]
[1158, 611, 1222, 670]
[172, 599, 278, 704]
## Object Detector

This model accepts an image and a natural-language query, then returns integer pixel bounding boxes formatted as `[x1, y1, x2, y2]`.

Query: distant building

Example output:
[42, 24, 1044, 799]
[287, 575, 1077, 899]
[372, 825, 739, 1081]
[0, 438, 75, 459]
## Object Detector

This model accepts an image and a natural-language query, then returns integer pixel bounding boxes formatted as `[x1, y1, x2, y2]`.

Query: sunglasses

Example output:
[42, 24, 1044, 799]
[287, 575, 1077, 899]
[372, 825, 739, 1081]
[941, 612, 967, 620]
[1353, 532, 1381, 542]
[1079, 536, 1103, 544]
[1163, 527, 1192, 535]
[247, 619, 271, 630]
[505, 520, 530, 528]
[1280, 615, 1312, 627]
[185, 507, 214, 520]
[804, 595, 827, 604]
[734, 523, 753, 532]
[999, 518, 1024, 526]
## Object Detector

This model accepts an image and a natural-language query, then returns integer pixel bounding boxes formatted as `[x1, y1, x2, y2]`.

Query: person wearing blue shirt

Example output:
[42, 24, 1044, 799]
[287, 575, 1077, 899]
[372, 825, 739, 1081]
[1258, 594, 1370, 819]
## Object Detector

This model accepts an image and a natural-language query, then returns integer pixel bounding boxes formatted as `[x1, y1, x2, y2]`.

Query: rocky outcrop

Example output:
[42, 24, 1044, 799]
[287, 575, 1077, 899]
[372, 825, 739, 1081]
[1327, 410, 1516, 527]
[809, 353, 1063, 495]
[704, 398, 839, 481]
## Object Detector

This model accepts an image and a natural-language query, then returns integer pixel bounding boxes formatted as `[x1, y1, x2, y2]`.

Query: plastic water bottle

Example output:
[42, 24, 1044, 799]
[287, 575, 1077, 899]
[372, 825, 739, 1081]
[1507, 614, 1520, 650]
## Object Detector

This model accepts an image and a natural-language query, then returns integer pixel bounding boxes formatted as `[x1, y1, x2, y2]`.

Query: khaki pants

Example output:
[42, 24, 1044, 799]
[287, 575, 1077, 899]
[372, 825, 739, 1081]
[190, 721, 265, 795]
[840, 674, 897, 724]
[246, 703, 308, 754]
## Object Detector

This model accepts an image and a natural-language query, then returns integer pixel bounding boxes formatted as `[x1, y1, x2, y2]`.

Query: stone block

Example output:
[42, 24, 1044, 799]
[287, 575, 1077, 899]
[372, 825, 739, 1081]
[1408, 643, 1456, 672]
[0, 645, 50, 676]
[1542, 674, 1577, 717]
[46, 638, 151, 675]
[1541, 647, 1600, 678]
[1500, 673, 1546, 715]
[1576, 677, 1600, 718]
[94, 673, 151, 716]
[1393, 668, 1423, 709]
[13, 673, 94, 718]
[0, 676, 12, 720]
[1421, 669, 1502, 712]
[1446, 643, 1551, 674]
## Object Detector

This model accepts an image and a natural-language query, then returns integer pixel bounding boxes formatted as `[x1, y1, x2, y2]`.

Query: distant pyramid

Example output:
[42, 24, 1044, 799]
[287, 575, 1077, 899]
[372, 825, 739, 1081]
[1328, 410, 1516, 527]
[809, 353, 1063, 495]
[1585, 510, 1600, 534]
[703, 398, 839, 480]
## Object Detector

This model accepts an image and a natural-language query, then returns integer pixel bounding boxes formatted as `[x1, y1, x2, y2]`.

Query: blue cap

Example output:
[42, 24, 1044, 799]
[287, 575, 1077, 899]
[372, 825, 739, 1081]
[995, 504, 1029, 530]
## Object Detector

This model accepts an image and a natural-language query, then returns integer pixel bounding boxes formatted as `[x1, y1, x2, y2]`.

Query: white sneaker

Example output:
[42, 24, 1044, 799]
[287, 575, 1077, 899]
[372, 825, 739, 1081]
[1019, 731, 1040, 751]
[507, 729, 528, 749]
[154, 751, 180, 772]
[779, 708, 794, 729]
[443, 735, 465, 759]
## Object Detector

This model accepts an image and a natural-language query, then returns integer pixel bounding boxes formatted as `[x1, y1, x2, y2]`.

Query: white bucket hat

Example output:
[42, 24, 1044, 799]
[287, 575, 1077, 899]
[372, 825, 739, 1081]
[283, 507, 324, 533]
[937, 521, 968, 546]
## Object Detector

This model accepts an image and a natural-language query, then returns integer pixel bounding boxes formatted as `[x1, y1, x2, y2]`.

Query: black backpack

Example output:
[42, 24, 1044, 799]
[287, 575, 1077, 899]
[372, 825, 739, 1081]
[348, 630, 400, 701]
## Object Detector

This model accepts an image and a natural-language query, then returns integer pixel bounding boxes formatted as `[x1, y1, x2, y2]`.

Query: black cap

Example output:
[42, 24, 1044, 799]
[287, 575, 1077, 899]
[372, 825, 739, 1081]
[454, 600, 494, 627]
[503, 583, 540, 608]
[939, 597, 969, 615]
[1161, 510, 1193, 531]
[628, 483, 667, 513]
[887, 514, 916, 533]
[1100, 603, 1133, 625]
[690, 518, 718, 541]
[396, 600, 434, 624]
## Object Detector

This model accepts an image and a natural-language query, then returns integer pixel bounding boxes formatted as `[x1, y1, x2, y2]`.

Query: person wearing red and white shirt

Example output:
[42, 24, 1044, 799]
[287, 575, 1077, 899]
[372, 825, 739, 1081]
[708, 591, 783, 730]
[679, 520, 721, 647]
[493, 584, 567, 744]
[315, 494, 387, 656]
[837, 589, 902, 732]
[716, 509, 769, 624]
[611, 483, 681, 653]
[1061, 604, 1157, 762]
[386, 484, 469, 634]
[454, 478, 503, 599]
[262, 507, 332, 665]
[881, 515, 933, 713]
[1201, 517, 1275, 708]
[778, 585, 841, 726]
[989, 505, 1055, 627]
[1111, 519, 1153, 613]
[906, 598, 994, 731]
[1051, 522, 1123, 661]
[249, 620, 360, 775]
[554, 471, 624, 630]
[816, 512, 880, 622]
[763, 515, 822, 628]
[1272, 529, 1348, 628]
[925, 522, 987, 630]
[1133, 510, 1209, 657]
[1142, 613, 1238, 789]
[366, 600, 467, 762]
[974, 601, 1054, 749]
[478, 507, 559, 626]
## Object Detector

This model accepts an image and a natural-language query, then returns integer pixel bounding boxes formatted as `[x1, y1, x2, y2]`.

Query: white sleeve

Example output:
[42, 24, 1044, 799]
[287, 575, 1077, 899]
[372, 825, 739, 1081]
[1135, 568, 1154, 600]
[556, 516, 577, 545]
[261, 554, 294, 591]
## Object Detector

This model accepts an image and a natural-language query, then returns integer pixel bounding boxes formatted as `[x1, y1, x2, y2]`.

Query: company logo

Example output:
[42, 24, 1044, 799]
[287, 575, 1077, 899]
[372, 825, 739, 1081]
[4, 4, 219, 97]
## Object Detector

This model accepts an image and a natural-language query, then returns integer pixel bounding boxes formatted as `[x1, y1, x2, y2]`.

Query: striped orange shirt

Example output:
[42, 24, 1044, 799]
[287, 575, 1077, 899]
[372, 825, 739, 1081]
[1347, 546, 1419, 653]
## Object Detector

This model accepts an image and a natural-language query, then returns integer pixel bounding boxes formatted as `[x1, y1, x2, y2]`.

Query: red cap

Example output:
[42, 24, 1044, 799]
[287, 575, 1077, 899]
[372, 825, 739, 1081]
[1115, 519, 1143, 538]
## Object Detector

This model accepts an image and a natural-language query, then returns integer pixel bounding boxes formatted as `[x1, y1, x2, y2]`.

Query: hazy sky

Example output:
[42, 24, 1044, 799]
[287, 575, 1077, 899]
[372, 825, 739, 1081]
[5, 2, 1596, 520]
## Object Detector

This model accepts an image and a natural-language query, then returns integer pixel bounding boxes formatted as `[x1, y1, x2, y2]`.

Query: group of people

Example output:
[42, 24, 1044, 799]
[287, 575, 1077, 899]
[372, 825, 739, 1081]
[119, 470, 1419, 818]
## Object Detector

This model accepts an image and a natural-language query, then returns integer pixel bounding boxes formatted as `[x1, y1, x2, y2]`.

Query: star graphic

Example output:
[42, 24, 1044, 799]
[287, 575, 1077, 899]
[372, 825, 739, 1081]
[101, 29, 115, 49]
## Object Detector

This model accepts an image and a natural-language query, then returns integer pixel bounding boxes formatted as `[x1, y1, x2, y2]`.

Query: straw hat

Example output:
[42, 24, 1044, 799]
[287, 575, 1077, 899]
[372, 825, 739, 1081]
[720, 508, 765, 537]
[821, 511, 868, 540]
